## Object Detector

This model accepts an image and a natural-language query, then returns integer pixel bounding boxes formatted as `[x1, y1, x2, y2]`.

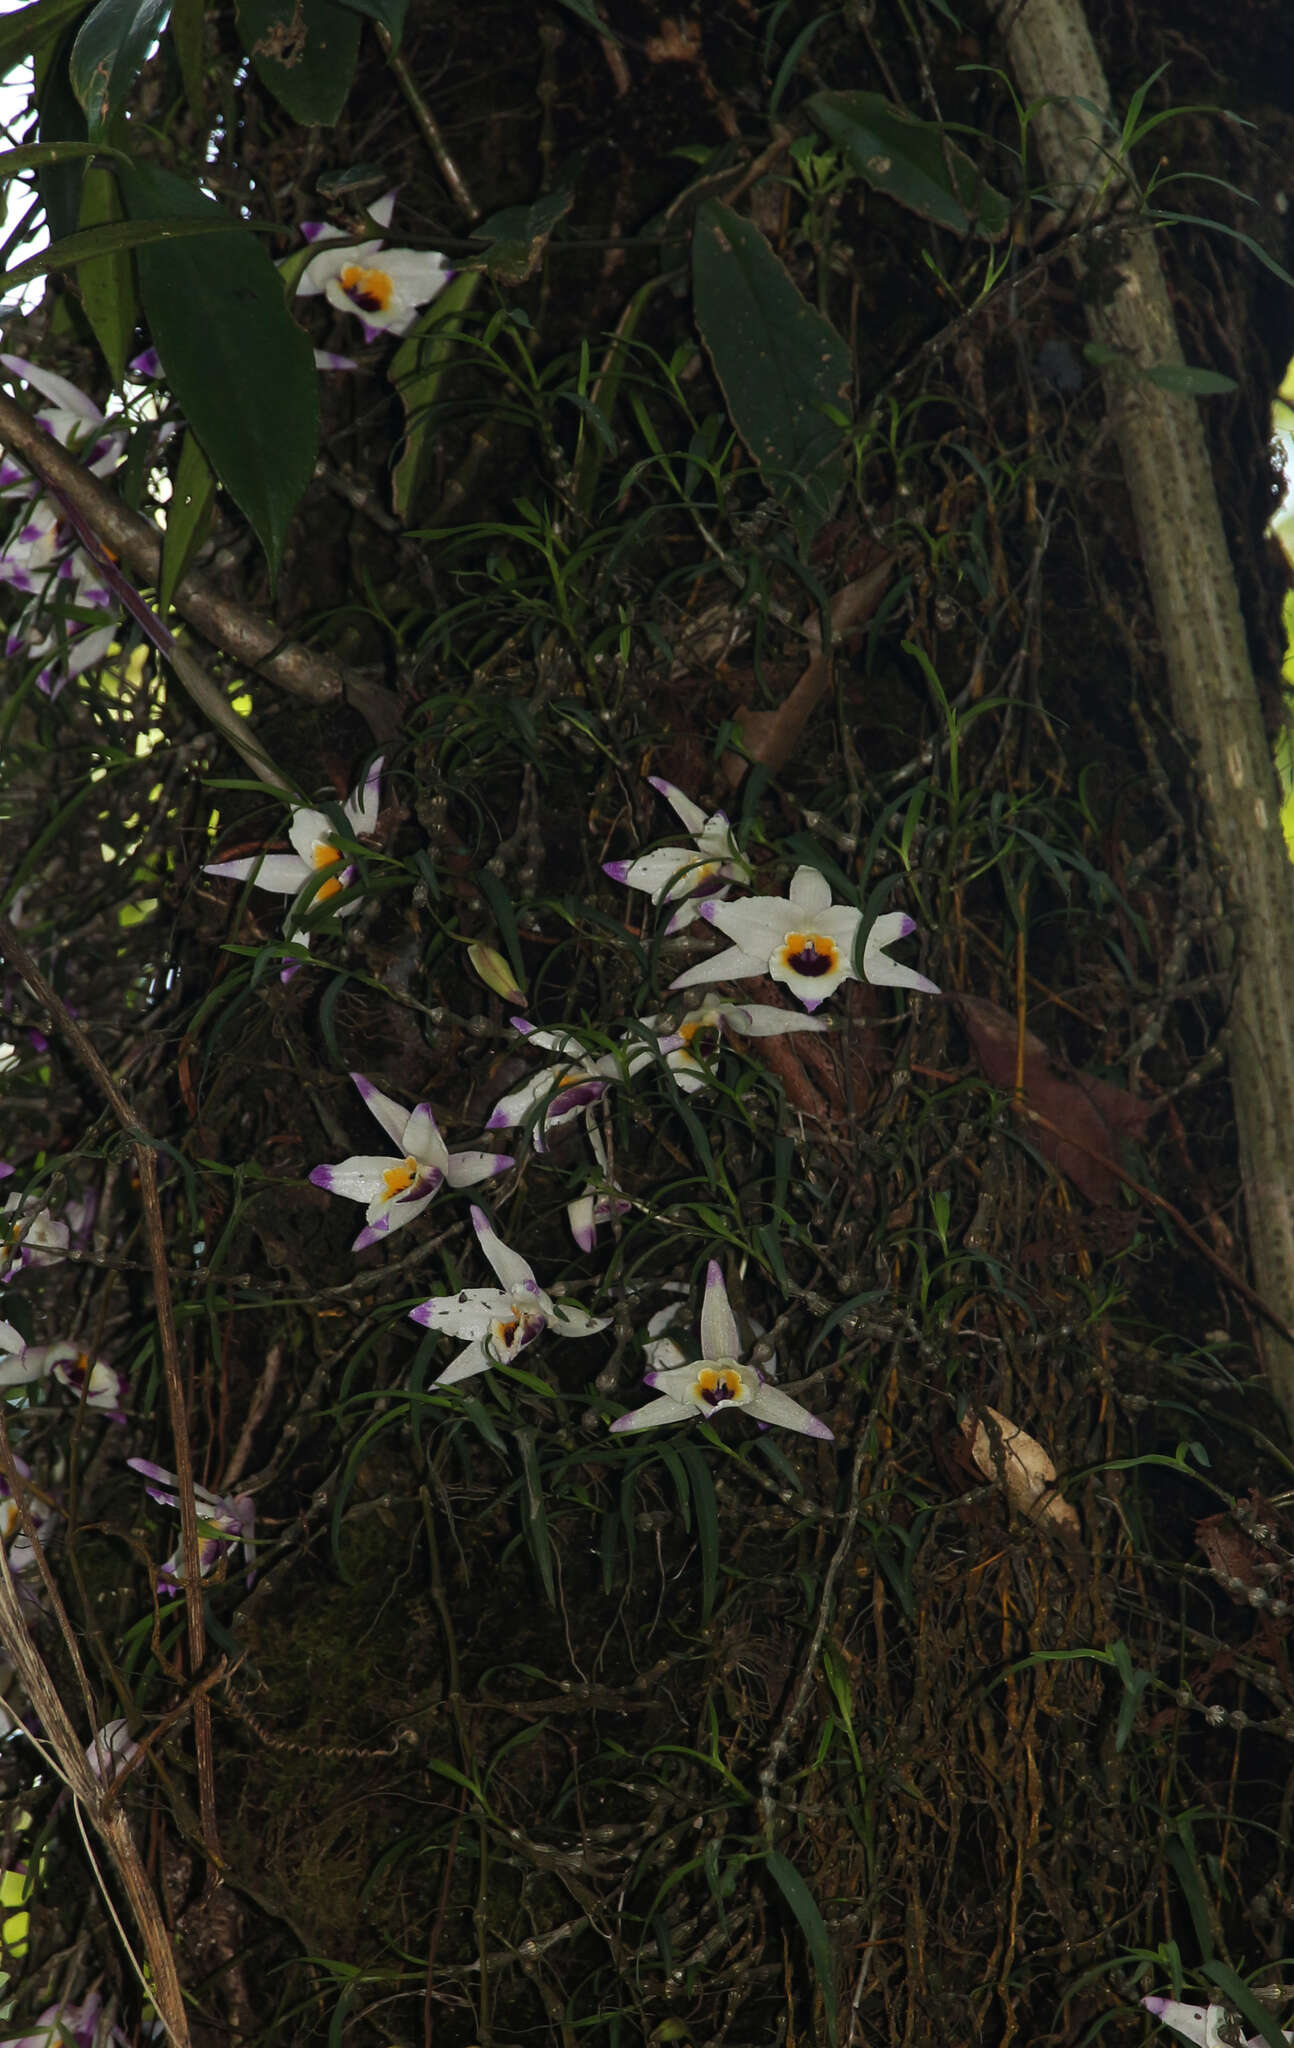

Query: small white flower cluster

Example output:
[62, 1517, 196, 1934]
[287, 767, 938, 1437]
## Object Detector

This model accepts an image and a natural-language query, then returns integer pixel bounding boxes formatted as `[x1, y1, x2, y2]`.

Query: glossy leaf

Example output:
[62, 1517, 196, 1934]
[0, 0, 87, 76]
[471, 188, 573, 284]
[806, 89, 1011, 241]
[76, 164, 135, 385]
[764, 1853, 838, 2043]
[234, 0, 362, 125]
[120, 162, 317, 582]
[169, 0, 205, 118]
[389, 268, 480, 521]
[70, 0, 172, 138]
[2, 211, 242, 290]
[159, 429, 216, 613]
[33, 30, 89, 245]
[692, 198, 850, 535]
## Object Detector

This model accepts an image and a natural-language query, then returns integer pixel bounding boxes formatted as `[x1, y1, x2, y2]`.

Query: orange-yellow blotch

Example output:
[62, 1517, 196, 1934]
[339, 264, 394, 314]
[381, 1157, 420, 1201]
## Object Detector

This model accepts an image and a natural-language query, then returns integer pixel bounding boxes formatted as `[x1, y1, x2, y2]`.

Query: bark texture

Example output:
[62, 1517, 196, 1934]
[994, 0, 1294, 1427]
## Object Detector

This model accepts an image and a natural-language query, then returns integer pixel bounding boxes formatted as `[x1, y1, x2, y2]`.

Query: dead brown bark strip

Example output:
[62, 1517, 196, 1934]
[991, 0, 1294, 1430]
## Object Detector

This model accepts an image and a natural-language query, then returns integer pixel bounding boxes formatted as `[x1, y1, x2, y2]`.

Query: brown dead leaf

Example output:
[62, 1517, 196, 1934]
[963, 1404, 1081, 1539]
[956, 993, 1150, 1205]
[720, 557, 895, 789]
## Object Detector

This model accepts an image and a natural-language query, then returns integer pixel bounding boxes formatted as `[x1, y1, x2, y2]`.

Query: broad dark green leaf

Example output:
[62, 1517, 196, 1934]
[159, 428, 216, 611]
[806, 89, 1011, 241]
[764, 1852, 838, 2043]
[120, 162, 317, 582]
[472, 188, 573, 284]
[169, 0, 205, 118]
[76, 162, 136, 384]
[70, 0, 171, 138]
[0, 0, 87, 77]
[0, 138, 121, 174]
[692, 198, 850, 536]
[234, 0, 362, 125]
[2, 211, 243, 289]
[330, 0, 407, 44]
[33, 24, 88, 244]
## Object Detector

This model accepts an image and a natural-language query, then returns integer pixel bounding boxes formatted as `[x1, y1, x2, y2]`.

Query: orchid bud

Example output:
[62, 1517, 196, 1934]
[468, 941, 525, 1006]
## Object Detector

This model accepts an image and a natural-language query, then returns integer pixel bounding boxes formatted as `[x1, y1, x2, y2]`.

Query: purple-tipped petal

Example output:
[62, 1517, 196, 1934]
[309, 1164, 338, 1190]
[352, 1217, 391, 1251]
[603, 860, 630, 884]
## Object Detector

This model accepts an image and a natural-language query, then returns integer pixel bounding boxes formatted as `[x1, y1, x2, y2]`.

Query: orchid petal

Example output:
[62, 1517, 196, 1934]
[748, 1383, 834, 1439]
[862, 911, 939, 993]
[470, 1206, 538, 1293]
[699, 1262, 740, 1361]
[445, 1148, 513, 1188]
[410, 1287, 511, 1339]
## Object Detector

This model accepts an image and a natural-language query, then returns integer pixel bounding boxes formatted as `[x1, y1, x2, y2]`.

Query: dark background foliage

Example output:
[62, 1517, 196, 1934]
[2, 1, 1294, 2043]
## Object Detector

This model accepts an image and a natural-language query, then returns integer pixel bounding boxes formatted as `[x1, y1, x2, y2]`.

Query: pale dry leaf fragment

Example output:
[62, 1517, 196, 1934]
[963, 1404, 1081, 1539]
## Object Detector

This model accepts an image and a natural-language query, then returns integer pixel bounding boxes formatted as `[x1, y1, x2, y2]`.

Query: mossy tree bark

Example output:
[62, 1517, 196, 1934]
[993, 0, 1294, 1429]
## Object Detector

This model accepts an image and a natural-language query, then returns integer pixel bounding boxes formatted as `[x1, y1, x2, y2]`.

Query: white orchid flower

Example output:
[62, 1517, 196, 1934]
[1141, 1995, 1293, 2047]
[205, 755, 382, 979]
[127, 1457, 255, 1594]
[310, 1071, 512, 1251]
[669, 865, 939, 1013]
[295, 191, 452, 340]
[85, 1716, 140, 1786]
[485, 1019, 631, 1152]
[566, 1120, 631, 1253]
[0, 1990, 129, 2048]
[603, 777, 752, 932]
[0, 1331, 126, 1422]
[610, 1261, 832, 1439]
[410, 1205, 609, 1386]
[1, 1451, 60, 1575]
[0, 1193, 70, 1282]
[646, 996, 832, 1094]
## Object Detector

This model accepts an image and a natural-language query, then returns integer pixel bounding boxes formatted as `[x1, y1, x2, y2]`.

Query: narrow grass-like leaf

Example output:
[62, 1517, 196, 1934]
[389, 270, 481, 520]
[2, 210, 241, 288]
[75, 164, 135, 385]
[516, 1428, 556, 1605]
[159, 429, 217, 611]
[1202, 1962, 1293, 2048]
[692, 198, 850, 536]
[764, 1851, 838, 2043]
[677, 1442, 719, 1621]
[120, 162, 317, 582]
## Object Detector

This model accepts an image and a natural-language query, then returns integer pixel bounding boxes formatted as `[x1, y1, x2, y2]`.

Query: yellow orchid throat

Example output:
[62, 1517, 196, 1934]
[380, 1156, 421, 1202]
[692, 1364, 746, 1409]
[776, 931, 838, 978]
[339, 264, 394, 314]
[310, 840, 345, 902]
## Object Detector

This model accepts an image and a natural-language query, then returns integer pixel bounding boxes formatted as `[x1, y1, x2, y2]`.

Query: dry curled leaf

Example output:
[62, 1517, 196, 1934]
[957, 993, 1150, 1205]
[963, 1403, 1081, 1539]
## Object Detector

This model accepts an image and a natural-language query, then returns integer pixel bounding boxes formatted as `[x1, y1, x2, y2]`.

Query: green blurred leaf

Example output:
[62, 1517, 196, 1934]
[2, 211, 241, 289]
[691, 198, 850, 535]
[70, 0, 171, 138]
[169, 0, 205, 118]
[159, 429, 216, 612]
[389, 268, 480, 520]
[764, 1852, 838, 2043]
[806, 90, 1010, 240]
[1139, 361, 1238, 396]
[552, 0, 619, 37]
[516, 1428, 556, 1606]
[471, 188, 574, 284]
[0, 0, 88, 76]
[120, 162, 317, 582]
[76, 163, 135, 384]
[0, 138, 119, 175]
[677, 1442, 718, 1622]
[234, 0, 362, 124]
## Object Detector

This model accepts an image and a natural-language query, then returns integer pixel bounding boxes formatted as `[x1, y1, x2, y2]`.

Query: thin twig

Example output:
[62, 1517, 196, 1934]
[0, 917, 221, 1865]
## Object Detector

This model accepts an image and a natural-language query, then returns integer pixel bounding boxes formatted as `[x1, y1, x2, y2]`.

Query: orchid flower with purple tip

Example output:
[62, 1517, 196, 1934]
[127, 1458, 255, 1594]
[669, 865, 939, 1013]
[1, 1451, 59, 1575]
[0, 1991, 129, 2048]
[0, 1333, 126, 1422]
[611, 1262, 832, 1439]
[410, 1206, 608, 1386]
[310, 1072, 512, 1251]
[603, 777, 752, 933]
[1141, 1994, 1294, 2046]
[0, 1192, 70, 1282]
[295, 190, 452, 340]
[485, 1019, 639, 1152]
[205, 755, 383, 979]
